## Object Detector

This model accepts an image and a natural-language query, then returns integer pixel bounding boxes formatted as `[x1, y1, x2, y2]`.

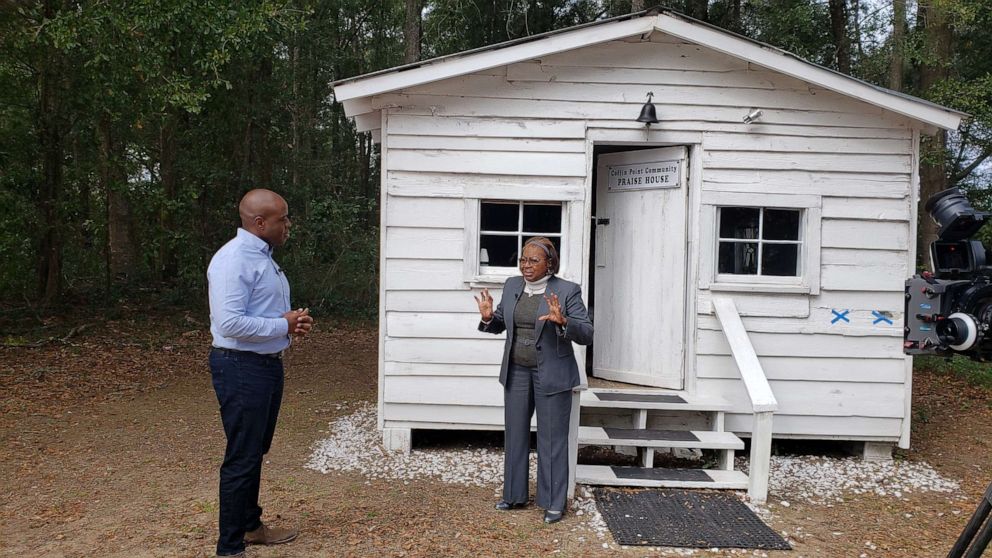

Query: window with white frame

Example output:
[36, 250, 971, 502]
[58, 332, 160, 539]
[717, 207, 803, 278]
[478, 201, 563, 273]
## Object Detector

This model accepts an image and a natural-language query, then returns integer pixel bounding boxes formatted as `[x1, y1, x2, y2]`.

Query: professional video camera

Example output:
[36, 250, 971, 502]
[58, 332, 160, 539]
[905, 187, 992, 360]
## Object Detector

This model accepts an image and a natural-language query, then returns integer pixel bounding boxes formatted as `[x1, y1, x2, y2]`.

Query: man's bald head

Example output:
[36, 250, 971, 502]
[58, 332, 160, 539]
[239, 189, 291, 247]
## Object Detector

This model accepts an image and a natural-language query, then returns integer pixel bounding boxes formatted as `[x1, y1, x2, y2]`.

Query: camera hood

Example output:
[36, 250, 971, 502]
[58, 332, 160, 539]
[925, 188, 988, 241]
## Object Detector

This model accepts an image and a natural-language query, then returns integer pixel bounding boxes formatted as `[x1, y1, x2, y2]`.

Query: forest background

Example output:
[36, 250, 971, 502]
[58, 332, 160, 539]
[2, 0, 990, 319]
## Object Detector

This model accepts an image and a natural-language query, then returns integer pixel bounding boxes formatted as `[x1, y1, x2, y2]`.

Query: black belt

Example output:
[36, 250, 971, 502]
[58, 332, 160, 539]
[211, 347, 283, 360]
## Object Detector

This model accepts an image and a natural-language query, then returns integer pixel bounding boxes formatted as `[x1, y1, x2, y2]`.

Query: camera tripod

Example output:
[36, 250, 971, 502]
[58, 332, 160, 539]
[948, 481, 992, 557]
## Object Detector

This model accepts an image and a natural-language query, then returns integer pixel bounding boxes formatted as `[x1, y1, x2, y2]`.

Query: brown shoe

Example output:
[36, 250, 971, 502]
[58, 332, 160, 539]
[244, 523, 298, 545]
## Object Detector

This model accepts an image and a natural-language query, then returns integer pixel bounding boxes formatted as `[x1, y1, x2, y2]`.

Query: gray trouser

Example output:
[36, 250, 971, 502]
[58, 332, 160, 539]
[503, 363, 572, 511]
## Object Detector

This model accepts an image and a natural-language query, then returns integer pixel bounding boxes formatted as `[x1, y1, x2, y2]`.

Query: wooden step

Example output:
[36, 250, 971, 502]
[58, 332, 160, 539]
[575, 465, 748, 489]
[577, 426, 744, 450]
[580, 388, 732, 412]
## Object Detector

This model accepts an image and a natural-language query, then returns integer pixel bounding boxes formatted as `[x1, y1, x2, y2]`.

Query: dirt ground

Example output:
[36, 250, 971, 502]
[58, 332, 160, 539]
[2, 313, 991, 557]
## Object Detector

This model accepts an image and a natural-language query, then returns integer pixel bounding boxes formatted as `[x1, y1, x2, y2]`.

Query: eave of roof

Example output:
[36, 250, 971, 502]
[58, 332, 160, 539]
[333, 8, 966, 132]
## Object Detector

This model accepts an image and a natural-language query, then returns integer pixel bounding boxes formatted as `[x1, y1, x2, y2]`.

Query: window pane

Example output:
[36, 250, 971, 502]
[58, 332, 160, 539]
[523, 203, 562, 233]
[762, 244, 799, 276]
[719, 207, 760, 239]
[480, 235, 519, 267]
[480, 202, 519, 232]
[523, 235, 561, 258]
[718, 241, 758, 274]
[764, 209, 801, 241]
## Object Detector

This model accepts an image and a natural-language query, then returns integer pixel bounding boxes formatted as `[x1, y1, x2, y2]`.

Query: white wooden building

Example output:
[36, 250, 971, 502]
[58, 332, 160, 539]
[332, 9, 964, 502]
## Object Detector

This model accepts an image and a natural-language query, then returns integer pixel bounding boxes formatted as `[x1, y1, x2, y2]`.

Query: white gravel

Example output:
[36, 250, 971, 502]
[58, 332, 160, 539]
[306, 402, 534, 486]
[739, 455, 961, 504]
[306, 404, 963, 554]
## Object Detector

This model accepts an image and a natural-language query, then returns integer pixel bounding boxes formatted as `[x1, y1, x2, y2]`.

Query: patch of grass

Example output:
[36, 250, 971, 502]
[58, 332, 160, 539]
[193, 500, 217, 514]
[915, 354, 992, 387]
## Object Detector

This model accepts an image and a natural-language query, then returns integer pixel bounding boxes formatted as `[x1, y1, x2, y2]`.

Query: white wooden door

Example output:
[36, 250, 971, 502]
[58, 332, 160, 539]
[593, 146, 688, 388]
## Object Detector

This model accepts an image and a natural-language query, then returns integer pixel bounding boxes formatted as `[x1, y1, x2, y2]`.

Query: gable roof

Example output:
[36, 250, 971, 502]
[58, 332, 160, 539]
[333, 8, 965, 134]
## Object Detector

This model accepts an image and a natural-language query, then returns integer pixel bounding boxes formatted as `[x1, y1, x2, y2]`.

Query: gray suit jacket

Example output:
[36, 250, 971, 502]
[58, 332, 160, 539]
[479, 275, 594, 394]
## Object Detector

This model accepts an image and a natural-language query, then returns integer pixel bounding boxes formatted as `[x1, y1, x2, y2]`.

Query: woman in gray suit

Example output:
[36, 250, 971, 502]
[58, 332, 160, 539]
[474, 236, 594, 524]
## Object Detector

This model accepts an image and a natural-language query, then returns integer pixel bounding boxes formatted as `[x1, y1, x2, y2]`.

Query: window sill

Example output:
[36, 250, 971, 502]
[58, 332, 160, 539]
[707, 282, 810, 295]
[469, 274, 514, 287]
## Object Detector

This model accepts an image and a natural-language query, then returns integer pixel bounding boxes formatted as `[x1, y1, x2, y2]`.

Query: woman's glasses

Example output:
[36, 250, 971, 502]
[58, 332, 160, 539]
[518, 257, 546, 266]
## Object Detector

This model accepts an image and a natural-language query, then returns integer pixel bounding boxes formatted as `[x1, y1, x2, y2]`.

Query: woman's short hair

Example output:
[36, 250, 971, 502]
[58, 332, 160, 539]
[523, 236, 560, 275]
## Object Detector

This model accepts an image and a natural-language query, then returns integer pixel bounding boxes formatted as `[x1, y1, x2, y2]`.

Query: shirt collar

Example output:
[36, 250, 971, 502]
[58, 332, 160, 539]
[236, 227, 272, 255]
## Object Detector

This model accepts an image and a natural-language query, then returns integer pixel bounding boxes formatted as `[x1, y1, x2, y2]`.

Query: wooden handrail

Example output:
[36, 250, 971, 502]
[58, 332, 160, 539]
[711, 296, 779, 413]
[712, 295, 777, 503]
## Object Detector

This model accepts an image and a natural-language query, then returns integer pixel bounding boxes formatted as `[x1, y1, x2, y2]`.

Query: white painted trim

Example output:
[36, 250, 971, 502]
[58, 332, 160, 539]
[334, 17, 656, 102]
[901, 129, 921, 449]
[710, 296, 779, 413]
[377, 111, 390, 432]
[335, 13, 962, 131]
[653, 15, 962, 130]
[684, 143, 704, 395]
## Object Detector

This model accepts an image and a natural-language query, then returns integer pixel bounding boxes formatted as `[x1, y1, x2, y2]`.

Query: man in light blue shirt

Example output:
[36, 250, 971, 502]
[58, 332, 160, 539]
[207, 189, 313, 557]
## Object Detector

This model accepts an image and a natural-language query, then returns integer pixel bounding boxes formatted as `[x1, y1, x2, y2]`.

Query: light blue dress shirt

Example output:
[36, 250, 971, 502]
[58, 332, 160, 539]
[208, 228, 291, 355]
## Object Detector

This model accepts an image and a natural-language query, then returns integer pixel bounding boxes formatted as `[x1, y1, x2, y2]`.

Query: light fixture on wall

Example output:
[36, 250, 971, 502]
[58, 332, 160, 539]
[743, 108, 763, 124]
[636, 92, 660, 126]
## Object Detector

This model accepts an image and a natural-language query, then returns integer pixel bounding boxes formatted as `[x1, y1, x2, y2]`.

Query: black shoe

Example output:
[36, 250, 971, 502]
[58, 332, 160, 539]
[543, 510, 563, 524]
[495, 500, 526, 511]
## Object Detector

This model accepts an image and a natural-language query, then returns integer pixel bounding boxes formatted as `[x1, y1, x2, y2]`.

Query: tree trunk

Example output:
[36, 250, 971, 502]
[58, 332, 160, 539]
[889, 0, 906, 90]
[829, 0, 851, 73]
[730, 0, 741, 32]
[403, 0, 422, 63]
[631, 0, 645, 12]
[916, 1, 953, 262]
[37, 0, 64, 306]
[99, 114, 136, 291]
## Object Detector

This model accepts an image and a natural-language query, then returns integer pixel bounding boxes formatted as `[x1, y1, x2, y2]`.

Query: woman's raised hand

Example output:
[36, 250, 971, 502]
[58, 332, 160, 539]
[474, 288, 494, 321]
[539, 293, 567, 326]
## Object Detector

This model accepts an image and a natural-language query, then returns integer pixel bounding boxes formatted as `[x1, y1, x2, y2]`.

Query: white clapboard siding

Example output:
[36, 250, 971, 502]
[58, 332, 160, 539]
[696, 290, 810, 317]
[388, 114, 587, 138]
[383, 403, 505, 426]
[387, 134, 586, 153]
[821, 219, 910, 251]
[387, 311, 495, 339]
[696, 330, 904, 359]
[506, 61, 790, 89]
[387, 171, 586, 200]
[378, 94, 906, 129]
[540, 40, 748, 71]
[703, 151, 911, 174]
[702, 170, 909, 198]
[725, 414, 903, 438]
[386, 289, 503, 313]
[384, 361, 500, 377]
[384, 259, 468, 291]
[384, 228, 463, 260]
[821, 196, 909, 221]
[384, 375, 503, 406]
[384, 197, 465, 228]
[703, 133, 911, 155]
[594, 120, 910, 139]
[407, 74, 884, 115]
[812, 290, 905, 313]
[696, 314, 901, 337]
[697, 378, 905, 418]
[695, 355, 907, 383]
[385, 338, 505, 364]
[386, 149, 587, 177]
[820, 248, 909, 291]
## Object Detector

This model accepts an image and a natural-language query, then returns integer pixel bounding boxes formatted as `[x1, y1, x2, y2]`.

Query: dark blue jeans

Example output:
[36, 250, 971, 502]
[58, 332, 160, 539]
[209, 348, 284, 556]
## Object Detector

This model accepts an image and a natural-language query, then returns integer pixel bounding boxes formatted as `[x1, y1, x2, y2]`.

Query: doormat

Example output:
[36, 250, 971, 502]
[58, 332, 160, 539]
[594, 488, 791, 550]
